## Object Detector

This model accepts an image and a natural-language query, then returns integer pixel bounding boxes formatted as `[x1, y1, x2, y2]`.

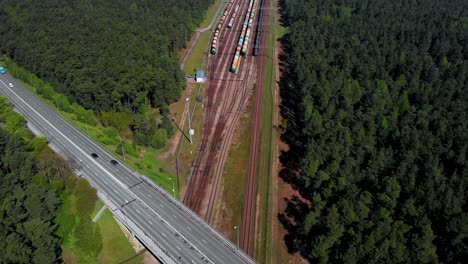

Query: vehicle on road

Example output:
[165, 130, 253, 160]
[110, 159, 118, 166]
[8, 83, 13, 88]
[91, 153, 99, 158]
[0, 67, 6, 74]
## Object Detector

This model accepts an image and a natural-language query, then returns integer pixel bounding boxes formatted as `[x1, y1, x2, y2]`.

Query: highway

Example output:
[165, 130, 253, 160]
[0, 73, 255, 264]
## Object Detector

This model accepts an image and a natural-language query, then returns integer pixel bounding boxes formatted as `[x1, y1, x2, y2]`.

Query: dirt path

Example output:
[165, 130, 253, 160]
[270, 0, 283, 262]
[159, 84, 192, 160]
[143, 251, 161, 264]
[271, 1, 306, 263]
[180, 0, 227, 70]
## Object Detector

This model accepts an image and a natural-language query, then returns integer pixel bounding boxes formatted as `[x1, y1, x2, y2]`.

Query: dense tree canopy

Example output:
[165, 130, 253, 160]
[0, 0, 212, 111]
[279, 0, 468, 263]
[0, 124, 61, 262]
[0, 96, 106, 262]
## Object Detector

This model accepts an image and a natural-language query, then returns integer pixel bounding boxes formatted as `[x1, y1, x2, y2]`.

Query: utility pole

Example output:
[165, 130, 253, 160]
[169, 177, 175, 198]
[234, 226, 239, 250]
[186, 97, 193, 144]
[82, 116, 89, 134]
[54, 96, 59, 110]
[120, 140, 126, 162]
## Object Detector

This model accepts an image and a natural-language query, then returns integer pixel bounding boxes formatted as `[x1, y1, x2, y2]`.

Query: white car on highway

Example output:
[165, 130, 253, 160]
[8, 83, 13, 88]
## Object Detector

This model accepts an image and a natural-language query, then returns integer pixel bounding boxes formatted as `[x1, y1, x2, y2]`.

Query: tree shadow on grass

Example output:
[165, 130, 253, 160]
[278, 195, 310, 254]
[275, 4, 317, 259]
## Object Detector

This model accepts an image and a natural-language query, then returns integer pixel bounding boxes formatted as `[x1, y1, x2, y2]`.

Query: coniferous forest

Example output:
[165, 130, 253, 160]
[0, 0, 212, 148]
[279, 0, 467, 263]
[0, 96, 106, 263]
[0, 96, 64, 263]
[0, 0, 211, 111]
[0, 129, 61, 263]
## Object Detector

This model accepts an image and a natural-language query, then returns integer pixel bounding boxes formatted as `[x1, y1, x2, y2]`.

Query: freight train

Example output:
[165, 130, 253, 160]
[227, 5, 239, 28]
[211, 0, 236, 55]
[241, 0, 257, 55]
[231, 0, 258, 73]
[253, 0, 265, 56]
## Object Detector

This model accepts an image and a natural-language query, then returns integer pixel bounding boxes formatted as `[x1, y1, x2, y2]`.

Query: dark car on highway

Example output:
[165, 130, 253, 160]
[110, 160, 118, 166]
[91, 153, 99, 158]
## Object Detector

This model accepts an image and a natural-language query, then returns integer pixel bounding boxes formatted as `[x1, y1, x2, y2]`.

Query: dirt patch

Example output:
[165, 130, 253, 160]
[143, 251, 161, 264]
[115, 216, 145, 253]
[158, 82, 193, 161]
[278, 180, 307, 263]
[271, 1, 306, 262]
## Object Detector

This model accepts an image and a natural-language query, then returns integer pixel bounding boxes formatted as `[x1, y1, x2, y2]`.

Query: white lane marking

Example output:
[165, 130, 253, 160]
[136, 209, 140, 214]
[162, 232, 167, 238]
[187, 226, 192, 231]
[173, 214, 178, 219]
[176, 246, 181, 251]
[0, 80, 217, 263]
[0, 79, 129, 191]
[159, 203, 164, 208]
[148, 220, 153, 225]
[202, 239, 207, 244]
[147, 193, 152, 198]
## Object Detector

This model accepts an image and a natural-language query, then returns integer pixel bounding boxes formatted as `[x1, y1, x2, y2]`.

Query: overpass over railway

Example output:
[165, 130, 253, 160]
[0, 73, 256, 264]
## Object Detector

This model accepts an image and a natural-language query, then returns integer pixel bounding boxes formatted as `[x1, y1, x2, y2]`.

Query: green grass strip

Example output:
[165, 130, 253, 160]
[255, 0, 279, 262]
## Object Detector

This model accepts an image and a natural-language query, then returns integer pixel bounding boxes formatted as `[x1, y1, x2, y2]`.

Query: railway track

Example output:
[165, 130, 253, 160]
[183, 0, 258, 220]
[204, 54, 256, 221]
[240, 0, 269, 255]
[181, 0, 268, 259]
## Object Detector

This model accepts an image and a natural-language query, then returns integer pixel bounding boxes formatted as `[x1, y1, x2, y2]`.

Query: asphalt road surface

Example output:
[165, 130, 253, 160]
[0, 73, 255, 264]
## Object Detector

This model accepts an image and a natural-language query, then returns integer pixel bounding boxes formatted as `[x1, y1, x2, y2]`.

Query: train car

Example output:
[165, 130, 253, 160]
[231, 53, 240, 73]
[241, 38, 250, 55]
[230, 0, 258, 73]
[253, 0, 264, 56]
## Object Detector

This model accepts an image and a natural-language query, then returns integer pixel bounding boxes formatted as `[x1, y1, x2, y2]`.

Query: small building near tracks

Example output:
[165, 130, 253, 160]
[196, 70, 205, 83]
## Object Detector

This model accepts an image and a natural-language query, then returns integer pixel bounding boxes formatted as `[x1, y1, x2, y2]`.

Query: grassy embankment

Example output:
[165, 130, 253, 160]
[178, 0, 225, 61]
[0, 57, 176, 195]
[255, 0, 287, 262]
[199, 0, 225, 29]
[172, 82, 204, 189]
[93, 201, 145, 264]
[58, 181, 143, 264]
[212, 96, 253, 240]
[183, 32, 212, 75]
[183, 0, 228, 75]
[0, 92, 142, 264]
